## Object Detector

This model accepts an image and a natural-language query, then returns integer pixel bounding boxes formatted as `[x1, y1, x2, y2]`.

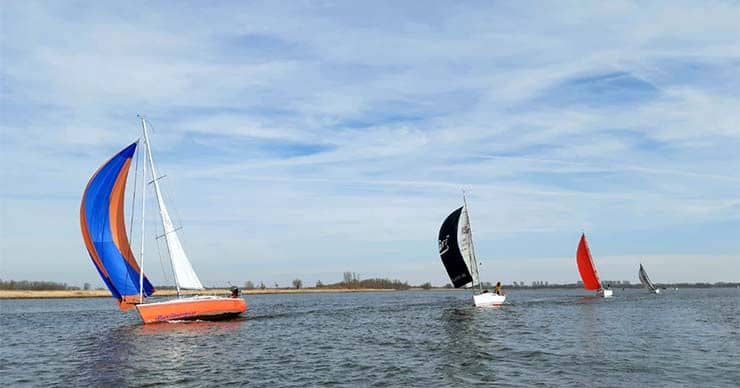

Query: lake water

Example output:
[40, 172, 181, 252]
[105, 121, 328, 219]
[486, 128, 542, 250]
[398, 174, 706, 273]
[1, 288, 738, 387]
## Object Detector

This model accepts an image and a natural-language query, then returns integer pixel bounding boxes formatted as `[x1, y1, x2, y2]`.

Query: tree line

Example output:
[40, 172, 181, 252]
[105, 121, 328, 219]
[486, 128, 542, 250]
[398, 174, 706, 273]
[241, 272, 413, 290]
[0, 279, 82, 291]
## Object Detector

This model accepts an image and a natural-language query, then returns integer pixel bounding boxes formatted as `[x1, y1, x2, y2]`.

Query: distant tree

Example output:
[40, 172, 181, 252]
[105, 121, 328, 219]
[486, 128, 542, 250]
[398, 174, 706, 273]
[343, 272, 352, 284]
[259, 281, 266, 290]
[83, 283, 91, 290]
[292, 279, 303, 289]
[420, 282, 432, 290]
[244, 281, 254, 289]
[0, 279, 79, 291]
[443, 283, 453, 289]
[274, 282, 279, 289]
[315, 280, 324, 288]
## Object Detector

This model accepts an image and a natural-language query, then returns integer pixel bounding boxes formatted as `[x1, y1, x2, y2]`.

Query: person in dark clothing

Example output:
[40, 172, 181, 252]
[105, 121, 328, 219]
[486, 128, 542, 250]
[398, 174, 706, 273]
[495, 281, 503, 295]
[230, 286, 240, 298]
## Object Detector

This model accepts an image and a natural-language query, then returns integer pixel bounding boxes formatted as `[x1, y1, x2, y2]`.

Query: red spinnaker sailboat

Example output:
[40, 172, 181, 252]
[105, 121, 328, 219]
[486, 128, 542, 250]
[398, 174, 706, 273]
[576, 233, 601, 290]
[576, 233, 611, 297]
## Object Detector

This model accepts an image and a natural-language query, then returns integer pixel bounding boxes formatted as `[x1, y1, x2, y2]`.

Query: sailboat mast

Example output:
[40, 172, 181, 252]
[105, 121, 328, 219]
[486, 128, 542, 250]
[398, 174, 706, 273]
[462, 190, 483, 293]
[138, 133, 147, 303]
[141, 117, 182, 297]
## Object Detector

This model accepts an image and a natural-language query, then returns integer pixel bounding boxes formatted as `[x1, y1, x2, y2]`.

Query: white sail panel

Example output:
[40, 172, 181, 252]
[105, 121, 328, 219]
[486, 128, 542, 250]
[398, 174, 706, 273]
[153, 186, 204, 290]
[141, 119, 204, 291]
[459, 206, 480, 287]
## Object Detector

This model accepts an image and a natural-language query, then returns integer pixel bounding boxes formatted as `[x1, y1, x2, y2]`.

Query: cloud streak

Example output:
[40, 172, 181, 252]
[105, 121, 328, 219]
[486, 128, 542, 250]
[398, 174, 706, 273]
[1, 1, 739, 287]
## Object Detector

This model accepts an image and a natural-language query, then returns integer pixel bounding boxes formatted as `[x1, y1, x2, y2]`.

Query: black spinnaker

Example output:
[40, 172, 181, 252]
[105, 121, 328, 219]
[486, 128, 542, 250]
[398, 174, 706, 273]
[438, 207, 473, 288]
[639, 263, 657, 291]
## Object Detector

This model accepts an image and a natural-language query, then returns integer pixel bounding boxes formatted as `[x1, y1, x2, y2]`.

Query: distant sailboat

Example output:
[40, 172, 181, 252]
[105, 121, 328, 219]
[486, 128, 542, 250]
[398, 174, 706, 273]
[438, 192, 505, 307]
[639, 263, 660, 294]
[80, 117, 247, 323]
[576, 233, 612, 298]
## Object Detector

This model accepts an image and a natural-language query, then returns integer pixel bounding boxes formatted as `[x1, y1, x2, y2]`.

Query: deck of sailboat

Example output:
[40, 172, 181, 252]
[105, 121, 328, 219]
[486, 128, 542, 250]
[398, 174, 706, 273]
[140, 294, 238, 305]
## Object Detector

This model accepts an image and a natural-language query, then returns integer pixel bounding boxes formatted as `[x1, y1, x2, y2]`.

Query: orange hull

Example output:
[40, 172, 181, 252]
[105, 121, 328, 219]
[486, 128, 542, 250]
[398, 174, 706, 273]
[135, 296, 247, 324]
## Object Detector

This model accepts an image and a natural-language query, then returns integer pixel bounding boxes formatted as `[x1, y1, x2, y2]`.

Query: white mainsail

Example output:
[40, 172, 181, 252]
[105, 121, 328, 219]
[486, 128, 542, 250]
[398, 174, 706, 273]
[460, 196, 481, 289]
[141, 119, 204, 291]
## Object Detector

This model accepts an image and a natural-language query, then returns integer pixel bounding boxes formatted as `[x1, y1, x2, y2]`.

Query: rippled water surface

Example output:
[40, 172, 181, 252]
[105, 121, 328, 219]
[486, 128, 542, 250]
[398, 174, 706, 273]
[1, 288, 738, 387]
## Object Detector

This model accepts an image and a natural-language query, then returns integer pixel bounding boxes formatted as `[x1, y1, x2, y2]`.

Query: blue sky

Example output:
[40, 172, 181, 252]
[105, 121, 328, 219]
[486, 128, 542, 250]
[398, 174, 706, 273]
[1, 1, 738, 288]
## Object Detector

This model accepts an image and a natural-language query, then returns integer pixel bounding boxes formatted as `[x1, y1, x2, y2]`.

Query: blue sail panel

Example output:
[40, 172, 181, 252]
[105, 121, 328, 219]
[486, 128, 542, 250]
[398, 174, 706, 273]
[80, 142, 154, 308]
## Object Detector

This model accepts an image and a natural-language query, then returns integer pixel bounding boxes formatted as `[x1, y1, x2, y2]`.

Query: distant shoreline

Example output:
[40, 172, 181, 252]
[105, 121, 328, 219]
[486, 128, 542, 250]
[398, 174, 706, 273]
[2, 284, 737, 300]
[0, 288, 401, 300]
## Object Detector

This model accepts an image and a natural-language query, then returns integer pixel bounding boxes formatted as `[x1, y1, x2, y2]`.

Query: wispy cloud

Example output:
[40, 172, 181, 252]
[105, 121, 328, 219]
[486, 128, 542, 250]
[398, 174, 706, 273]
[1, 1, 738, 287]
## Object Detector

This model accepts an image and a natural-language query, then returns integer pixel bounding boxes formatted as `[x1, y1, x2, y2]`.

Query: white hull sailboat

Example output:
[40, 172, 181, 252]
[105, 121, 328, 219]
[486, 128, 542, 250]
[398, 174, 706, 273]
[438, 192, 505, 307]
[473, 292, 506, 307]
[576, 233, 613, 298]
[639, 263, 660, 294]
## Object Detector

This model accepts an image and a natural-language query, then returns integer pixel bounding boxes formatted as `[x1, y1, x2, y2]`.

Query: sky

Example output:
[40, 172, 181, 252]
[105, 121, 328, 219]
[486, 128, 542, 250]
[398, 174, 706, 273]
[1, 1, 739, 289]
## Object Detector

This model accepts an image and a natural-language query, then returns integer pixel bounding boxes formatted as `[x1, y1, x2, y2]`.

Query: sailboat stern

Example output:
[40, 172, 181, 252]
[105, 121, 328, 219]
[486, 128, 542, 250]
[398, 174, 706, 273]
[473, 292, 506, 307]
[135, 296, 247, 324]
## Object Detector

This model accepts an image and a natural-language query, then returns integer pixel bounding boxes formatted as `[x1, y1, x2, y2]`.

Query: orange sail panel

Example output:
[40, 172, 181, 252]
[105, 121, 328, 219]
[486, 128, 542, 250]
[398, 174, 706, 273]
[576, 233, 601, 290]
[80, 142, 154, 308]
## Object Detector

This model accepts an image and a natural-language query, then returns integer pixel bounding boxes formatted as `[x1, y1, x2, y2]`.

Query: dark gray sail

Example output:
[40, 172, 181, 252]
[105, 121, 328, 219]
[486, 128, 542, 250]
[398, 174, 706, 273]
[438, 206, 473, 288]
[639, 264, 657, 291]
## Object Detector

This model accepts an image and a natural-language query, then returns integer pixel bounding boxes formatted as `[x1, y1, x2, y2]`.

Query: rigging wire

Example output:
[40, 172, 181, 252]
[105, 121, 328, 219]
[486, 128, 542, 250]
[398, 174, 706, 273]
[128, 138, 141, 244]
[154, 225, 173, 289]
[148, 118, 196, 279]
[146, 119, 187, 238]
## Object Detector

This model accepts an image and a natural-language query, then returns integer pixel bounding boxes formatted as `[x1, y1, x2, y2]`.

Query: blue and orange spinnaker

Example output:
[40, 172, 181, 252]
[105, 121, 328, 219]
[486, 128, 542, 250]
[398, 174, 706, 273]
[80, 142, 154, 310]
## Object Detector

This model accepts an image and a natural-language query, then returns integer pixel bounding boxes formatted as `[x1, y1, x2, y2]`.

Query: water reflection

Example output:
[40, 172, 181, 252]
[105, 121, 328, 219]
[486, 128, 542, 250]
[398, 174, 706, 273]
[72, 324, 139, 386]
[9, 290, 737, 386]
[132, 318, 245, 336]
[438, 301, 502, 385]
[578, 299, 606, 355]
[73, 319, 245, 387]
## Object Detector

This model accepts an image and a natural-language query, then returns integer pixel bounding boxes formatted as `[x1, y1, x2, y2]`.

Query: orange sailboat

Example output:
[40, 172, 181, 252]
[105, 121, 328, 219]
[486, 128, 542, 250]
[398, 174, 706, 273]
[576, 233, 612, 298]
[80, 117, 247, 323]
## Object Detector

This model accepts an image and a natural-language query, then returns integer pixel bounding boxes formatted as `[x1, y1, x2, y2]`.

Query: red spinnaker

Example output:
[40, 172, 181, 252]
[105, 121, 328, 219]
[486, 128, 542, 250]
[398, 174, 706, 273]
[576, 233, 601, 290]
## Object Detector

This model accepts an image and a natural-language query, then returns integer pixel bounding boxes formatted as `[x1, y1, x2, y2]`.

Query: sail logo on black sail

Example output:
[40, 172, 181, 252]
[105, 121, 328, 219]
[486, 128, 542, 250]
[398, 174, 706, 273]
[439, 235, 450, 255]
[451, 273, 468, 283]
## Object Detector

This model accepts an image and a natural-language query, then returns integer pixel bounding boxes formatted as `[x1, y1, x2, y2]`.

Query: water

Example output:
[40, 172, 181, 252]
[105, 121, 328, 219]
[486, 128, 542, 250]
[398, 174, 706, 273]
[1, 288, 738, 387]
